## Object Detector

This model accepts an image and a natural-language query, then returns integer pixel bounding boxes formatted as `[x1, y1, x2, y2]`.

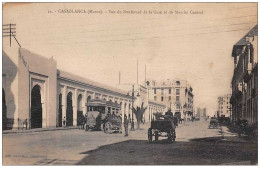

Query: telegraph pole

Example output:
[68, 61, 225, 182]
[2, 23, 21, 47]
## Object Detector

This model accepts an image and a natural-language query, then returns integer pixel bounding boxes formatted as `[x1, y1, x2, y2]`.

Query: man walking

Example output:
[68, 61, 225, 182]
[62, 117, 66, 128]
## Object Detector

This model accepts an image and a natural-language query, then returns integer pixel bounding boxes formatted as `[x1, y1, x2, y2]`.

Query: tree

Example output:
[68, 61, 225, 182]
[132, 103, 147, 130]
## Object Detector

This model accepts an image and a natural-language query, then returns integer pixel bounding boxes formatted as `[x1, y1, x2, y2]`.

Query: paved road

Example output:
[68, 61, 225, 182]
[2, 120, 257, 165]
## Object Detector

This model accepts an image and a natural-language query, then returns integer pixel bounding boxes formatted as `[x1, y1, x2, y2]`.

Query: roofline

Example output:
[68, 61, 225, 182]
[58, 75, 132, 100]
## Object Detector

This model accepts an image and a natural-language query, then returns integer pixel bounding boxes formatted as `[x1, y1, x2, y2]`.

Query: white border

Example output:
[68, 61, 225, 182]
[1, 1, 259, 182]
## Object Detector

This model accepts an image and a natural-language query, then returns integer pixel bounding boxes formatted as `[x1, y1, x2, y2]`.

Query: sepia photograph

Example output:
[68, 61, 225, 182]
[1, 2, 258, 166]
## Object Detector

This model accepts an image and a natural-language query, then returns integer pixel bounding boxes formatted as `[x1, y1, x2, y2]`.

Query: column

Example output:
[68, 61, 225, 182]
[83, 90, 87, 115]
[121, 100, 125, 123]
[41, 84, 47, 128]
[73, 88, 78, 126]
[62, 86, 67, 121]
[126, 101, 129, 119]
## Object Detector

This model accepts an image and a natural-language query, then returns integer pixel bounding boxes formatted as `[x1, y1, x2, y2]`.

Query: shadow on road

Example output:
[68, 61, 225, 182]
[76, 136, 258, 165]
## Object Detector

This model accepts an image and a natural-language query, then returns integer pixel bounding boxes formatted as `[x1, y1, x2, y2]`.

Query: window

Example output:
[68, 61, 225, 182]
[154, 88, 157, 94]
[154, 96, 157, 101]
[161, 88, 164, 94]
[176, 96, 180, 101]
[176, 81, 180, 86]
[161, 96, 164, 102]
[169, 89, 171, 94]
[168, 96, 171, 101]
[176, 89, 180, 95]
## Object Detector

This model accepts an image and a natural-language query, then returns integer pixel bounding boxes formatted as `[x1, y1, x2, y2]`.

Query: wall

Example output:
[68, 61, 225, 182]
[2, 48, 19, 129]
[19, 48, 57, 127]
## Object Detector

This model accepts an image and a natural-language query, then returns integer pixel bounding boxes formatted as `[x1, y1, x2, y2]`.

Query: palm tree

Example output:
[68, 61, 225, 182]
[132, 103, 147, 130]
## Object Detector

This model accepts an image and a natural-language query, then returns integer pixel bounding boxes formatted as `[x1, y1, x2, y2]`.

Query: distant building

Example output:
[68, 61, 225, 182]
[147, 79, 194, 121]
[116, 84, 166, 123]
[218, 94, 231, 118]
[230, 25, 258, 126]
[202, 108, 207, 118]
[196, 107, 207, 120]
[196, 107, 201, 119]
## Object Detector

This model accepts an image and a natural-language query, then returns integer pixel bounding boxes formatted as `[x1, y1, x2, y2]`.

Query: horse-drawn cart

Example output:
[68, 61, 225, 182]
[148, 116, 176, 143]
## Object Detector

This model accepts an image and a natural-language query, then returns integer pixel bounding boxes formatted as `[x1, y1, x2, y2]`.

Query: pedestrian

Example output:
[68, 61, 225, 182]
[63, 117, 66, 128]
[124, 115, 129, 137]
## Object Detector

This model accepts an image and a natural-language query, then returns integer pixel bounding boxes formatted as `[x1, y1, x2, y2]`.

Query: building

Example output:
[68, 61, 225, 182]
[230, 24, 258, 126]
[217, 94, 231, 118]
[147, 79, 194, 121]
[196, 107, 207, 120]
[2, 46, 165, 130]
[116, 84, 166, 123]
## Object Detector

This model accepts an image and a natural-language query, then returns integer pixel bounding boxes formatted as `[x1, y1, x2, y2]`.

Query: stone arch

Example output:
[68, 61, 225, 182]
[31, 84, 42, 128]
[87, 95, 91, 103]
[66, 92, 73, 126]
[77, 94, 83, 126]
[77, 94, 83, 111]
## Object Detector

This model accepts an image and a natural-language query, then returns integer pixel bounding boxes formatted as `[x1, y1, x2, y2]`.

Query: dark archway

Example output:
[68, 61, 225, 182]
[77, 94, 83, 126]
[87, 95, 91, 103]
[2, 88, 7, 130]
[58, 93, 62, 127]
[31, 85, 42, 128]
[66, 92, 73, 126]
[87, 95, 91, 112]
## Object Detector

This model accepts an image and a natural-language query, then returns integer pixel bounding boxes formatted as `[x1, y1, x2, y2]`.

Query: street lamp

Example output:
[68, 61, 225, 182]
[127, 85, 140, 131]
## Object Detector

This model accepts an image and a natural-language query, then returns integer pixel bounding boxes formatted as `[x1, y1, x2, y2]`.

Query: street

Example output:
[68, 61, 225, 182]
[2, 120, 257, 165]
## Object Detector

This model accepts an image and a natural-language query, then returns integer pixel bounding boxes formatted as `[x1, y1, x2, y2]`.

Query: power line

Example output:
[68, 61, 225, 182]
[45, 22, 256, 45]
[2, 23, 21, 47]
[48, 14, 257, 35]
[29, 15, 257, 45]
[12, 32, 21, 48]
[61, 21, 257, 40]
[78, 27, 253, 44]
[2, 24, 16, 47]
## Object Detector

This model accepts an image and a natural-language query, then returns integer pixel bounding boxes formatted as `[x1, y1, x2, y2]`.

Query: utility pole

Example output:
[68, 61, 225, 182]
[131, 85, 135, 131]
[145, 64, 146, 83]
[118, 71, 121, 85]
[2, 23, 21, 47]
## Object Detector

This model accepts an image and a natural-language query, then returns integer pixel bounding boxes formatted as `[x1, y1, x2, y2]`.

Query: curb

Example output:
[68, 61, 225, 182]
[2, 126, 79, 135]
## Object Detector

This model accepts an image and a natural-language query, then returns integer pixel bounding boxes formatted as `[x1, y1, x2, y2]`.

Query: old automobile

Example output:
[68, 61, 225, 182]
[85, 98, 122, 133]
[148, 115, 177, 143]
[208, 117, 219, 129]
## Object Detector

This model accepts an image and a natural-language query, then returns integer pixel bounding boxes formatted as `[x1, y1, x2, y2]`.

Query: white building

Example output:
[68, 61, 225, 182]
[116, 84, 166, 123]
[147, 79, 194, 121]
[218, 94, 231, 118]
[2, 45, 165, 130]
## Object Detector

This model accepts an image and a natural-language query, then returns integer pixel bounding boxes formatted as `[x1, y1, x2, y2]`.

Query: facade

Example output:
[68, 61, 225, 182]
[2, 47, 165, 130]
[116, 84, 166, 123]
[217, 94, 231, 118]
[147, 79, 194, 121]
[196, 107, 207, 120]
[230, 25, 258, 126]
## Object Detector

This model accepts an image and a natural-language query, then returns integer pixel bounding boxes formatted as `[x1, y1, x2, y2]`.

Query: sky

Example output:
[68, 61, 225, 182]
[3, 2, 258, 115]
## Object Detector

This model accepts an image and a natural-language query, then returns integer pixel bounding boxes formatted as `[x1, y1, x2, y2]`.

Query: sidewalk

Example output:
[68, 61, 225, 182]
[220, 125, 257, 143]
[2, 126, 79, 135]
